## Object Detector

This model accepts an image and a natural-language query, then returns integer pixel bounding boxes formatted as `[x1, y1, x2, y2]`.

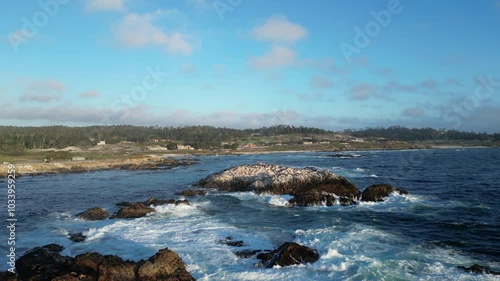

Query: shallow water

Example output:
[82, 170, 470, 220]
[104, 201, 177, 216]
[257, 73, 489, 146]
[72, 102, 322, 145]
[2, 148, 500, 280]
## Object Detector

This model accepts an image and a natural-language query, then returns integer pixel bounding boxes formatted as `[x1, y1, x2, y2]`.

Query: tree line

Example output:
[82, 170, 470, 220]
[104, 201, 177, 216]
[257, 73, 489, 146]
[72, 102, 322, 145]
[0, 125, 498, 153]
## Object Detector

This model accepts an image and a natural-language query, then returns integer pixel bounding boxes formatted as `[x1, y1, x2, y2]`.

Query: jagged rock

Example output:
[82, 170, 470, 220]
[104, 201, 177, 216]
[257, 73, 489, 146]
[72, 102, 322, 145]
[289, 190, 336, 207]
[196, 163, 361, 206]
[137, 248, 195, 281]
[76, 207, 109, 221]
[16, 244, 75, 281]
[361, 184, 408, 202]
[176, 189, 208, 196]
[175, 199, 190, 206]
[144, 197, 176, 206]
[111, 203, 155, 219]
[257, 242, 319, 268]
[458, 264, 500, 275]
[15, 244, 195, 280]
[69, 232, 86, 243]
[218, 237, 244, 247]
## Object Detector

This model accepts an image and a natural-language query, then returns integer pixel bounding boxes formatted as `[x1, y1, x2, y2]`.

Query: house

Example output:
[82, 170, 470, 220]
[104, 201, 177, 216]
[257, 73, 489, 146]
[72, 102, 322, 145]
[147, 145, 169, 151]
[97, 141, 106, 145]
[302, 141, 313, 145]
[71, 157, 86, 161]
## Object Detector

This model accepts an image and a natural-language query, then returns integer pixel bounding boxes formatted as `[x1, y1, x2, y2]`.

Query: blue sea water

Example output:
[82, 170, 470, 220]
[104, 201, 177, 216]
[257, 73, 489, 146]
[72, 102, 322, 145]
[1, 148, 500, 280]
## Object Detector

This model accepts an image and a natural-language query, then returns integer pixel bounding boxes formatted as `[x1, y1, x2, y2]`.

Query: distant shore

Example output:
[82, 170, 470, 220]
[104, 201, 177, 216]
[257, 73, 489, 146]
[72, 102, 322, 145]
[1, 145, 496, 177]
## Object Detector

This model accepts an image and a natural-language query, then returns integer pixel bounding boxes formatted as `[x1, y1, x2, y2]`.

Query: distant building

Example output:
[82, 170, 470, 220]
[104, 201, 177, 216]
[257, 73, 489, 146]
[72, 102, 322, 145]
[319, 141, 330, 144]
[97, 141, 106, 145]
[349, 138, 365, 143]
[302, 141, 313, 145]
[147, 145, 169, 151]
[71, 157, 86, 161]
[240, 143, 257, 149]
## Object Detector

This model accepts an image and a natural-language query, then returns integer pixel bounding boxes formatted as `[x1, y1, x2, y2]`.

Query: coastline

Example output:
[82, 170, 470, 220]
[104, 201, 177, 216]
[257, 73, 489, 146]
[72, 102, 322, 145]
[1, 146, 495, 177]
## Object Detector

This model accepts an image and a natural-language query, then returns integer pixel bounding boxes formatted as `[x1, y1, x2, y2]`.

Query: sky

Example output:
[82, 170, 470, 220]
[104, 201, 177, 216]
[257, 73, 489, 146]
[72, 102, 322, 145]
[1, 0, 499, 132]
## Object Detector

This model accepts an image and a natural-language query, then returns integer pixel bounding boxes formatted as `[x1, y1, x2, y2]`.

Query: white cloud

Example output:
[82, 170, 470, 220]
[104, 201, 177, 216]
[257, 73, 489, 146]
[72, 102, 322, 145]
[114, 11, 194, 55]
[79, 91, 101, 98]
[248, 45, 297, 69]
[251, 15, 308, 44]
[85, 0, 125, 12]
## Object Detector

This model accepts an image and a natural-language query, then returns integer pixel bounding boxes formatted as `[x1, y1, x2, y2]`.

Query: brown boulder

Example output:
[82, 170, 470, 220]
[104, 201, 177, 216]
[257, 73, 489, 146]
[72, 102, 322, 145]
[137, 248, 195, 281]
[111, 203, 155, 219]
[76, 207, 109, 221]
[176, 189, 208, 196]
[257, 242, 319, 268]
[361, 184, 408, 202]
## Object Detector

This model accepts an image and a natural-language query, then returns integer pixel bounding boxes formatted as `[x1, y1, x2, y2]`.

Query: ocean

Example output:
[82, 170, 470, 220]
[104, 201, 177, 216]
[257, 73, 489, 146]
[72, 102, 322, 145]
[2, 148, 500, 280]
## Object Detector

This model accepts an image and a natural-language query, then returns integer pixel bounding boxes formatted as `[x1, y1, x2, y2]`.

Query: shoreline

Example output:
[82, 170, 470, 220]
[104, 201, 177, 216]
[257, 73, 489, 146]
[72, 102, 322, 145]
[1, 146, 495, 177]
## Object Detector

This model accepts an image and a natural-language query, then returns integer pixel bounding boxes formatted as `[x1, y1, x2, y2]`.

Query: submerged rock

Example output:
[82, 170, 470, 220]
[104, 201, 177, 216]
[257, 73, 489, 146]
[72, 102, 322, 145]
[196, 163, 360, 206]
[111, 203, 155, 219]
[218, 236, 244, 247]
[75, 207, 109, 221]
[289, 190, 336, 207]
[257, 242, 319, 268]
[458, 264, 500, 275]
[13, 244, 194, 281]
[69, 232, 86, 243]
[361, 184, 408, 202]
[176, 189, 208, 196]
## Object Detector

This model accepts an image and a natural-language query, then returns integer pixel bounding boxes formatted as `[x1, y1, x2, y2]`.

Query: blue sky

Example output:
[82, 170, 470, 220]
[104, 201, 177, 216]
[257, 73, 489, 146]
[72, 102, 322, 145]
[1, 0, 499, 132]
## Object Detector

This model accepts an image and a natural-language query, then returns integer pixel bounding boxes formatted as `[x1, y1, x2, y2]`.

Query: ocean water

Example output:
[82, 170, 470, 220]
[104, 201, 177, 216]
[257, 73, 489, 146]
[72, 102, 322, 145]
[2, 148, 500, 280]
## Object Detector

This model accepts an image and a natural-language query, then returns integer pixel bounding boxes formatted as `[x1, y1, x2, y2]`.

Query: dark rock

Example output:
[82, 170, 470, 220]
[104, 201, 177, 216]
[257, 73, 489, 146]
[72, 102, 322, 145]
[16, 244, 75, 281]
[69, 232, 86, 243]
[339, 197, 357, 206]
[176, 189, 208, 196]
[143, 197, 175, 206]
[196, 163, 360, 205]
[361, 184, 408, 202]
[75, 207, 109, 221]
[111, 203, 155, 219]
[257, 242, 319, 268]
[234, 250, 262, 258]
[219, 237, 244, 247]
[175, 199, 190, 206]
[289, 190, 336, 207]
[137, 248, 195, 281]
[458, 264, 500, 275]
[16, 244, 195, 280]
[0, 271, 17, 281]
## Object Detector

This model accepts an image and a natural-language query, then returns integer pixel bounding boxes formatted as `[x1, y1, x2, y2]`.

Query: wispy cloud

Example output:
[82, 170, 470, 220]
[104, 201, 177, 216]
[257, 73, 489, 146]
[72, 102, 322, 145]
[79, 91, 101, 98]
[348, 83, 374, 100]
[113, 10, 194, 55]
[402, 106, 425, 118]
[310, 76, 333, 89]
[251, 15, 308, 44]
[248, 45, 297, 70]
[85, 0, 126, 12]
[20, 80, 65, 103]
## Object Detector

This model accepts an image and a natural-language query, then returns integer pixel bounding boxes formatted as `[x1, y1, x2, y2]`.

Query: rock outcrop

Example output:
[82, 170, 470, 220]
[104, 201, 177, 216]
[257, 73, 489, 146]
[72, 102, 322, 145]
[69, 232, 86, 243]
[12, 244, 194, 281]
[361, 184, 408, 202]
[458, 264, 500, 275]
[196, 163, 360, 206]
[111, 203, 155, 219]
[76, 207, 109, 221]
[257, 242, 319, 268]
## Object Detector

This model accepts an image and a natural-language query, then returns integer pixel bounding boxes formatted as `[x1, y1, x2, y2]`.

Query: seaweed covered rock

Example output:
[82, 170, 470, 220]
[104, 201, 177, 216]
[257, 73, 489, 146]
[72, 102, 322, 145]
[111, 203, 155, 219]
[257, 242, 319, 268]
[361, 184, 408, 202]
[197, 163, 360, 205]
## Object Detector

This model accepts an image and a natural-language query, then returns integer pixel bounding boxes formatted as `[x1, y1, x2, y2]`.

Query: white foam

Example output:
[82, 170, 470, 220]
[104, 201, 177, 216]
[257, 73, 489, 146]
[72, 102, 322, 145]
[268, 195, 293, 207]
[354, 168, 366, 172]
